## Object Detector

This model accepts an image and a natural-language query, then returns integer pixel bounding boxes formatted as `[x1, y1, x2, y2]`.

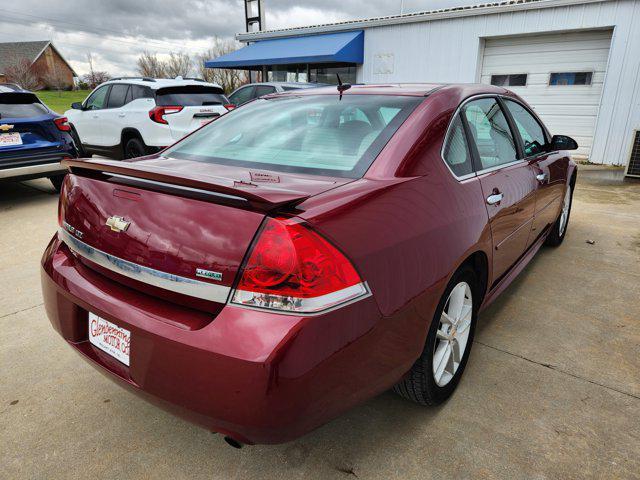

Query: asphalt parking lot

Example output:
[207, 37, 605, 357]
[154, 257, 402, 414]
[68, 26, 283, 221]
[1, 166, 639, 479]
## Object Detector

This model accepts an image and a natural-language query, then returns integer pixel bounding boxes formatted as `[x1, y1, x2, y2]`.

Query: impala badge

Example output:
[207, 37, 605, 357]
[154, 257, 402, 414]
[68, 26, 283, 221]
[106, 215, 131, 233]
[0, 124, 14, 131]
[196, 268, 223, 282]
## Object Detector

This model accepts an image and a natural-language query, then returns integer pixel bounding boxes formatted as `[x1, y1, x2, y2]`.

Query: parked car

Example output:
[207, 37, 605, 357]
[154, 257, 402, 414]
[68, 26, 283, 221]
[65, 77, 232, 160]
[0, 84, 77, 191]
[227, 81, 324, 107]
[42, 84, 577, 446]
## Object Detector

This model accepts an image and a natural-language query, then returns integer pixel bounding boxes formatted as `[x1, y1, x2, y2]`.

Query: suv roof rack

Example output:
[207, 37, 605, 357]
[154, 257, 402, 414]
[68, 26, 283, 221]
[180, 77, 206, 82]
[109, 77, 157, 82]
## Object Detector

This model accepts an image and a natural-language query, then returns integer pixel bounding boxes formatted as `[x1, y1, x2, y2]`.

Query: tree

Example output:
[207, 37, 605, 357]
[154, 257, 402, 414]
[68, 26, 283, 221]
[196, 38, 248, 93]
[83, 53, 110, 89]
[164, 52, 192, 78]
[136, 51, 166, 78]
[3, 57, 40, 91]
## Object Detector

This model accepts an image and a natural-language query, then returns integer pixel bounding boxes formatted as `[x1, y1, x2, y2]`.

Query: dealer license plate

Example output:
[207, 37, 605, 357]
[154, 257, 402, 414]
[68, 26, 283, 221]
[88, 313, 131, 366]
[0, 132, 22, 147]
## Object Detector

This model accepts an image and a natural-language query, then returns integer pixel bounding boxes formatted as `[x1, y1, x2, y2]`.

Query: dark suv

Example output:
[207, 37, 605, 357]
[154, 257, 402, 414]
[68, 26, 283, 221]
[0, 84, 77, 190]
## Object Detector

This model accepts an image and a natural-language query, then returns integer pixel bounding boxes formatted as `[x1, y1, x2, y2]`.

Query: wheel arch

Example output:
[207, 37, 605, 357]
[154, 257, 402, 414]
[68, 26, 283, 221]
[120, 127, 144, 147]
[458, 250, 489, 306]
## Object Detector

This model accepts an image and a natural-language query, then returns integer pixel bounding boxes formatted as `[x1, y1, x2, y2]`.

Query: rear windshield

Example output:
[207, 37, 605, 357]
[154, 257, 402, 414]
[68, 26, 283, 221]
[0, 93, 49, 119]
[156, 86, 228, 107]
[164, 94, 422, 178]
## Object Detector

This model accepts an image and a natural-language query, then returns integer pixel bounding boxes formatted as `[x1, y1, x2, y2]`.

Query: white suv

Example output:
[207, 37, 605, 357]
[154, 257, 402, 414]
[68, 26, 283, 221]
[65, 77, 231, 159]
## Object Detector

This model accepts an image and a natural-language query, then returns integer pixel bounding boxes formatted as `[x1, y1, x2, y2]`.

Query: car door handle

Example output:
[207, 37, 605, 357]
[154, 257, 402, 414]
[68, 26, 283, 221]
[536, 173, 548, 182]
[486, 192, 504, 205]
[118, 113, 126, 118]
[92, 115, 98, 119]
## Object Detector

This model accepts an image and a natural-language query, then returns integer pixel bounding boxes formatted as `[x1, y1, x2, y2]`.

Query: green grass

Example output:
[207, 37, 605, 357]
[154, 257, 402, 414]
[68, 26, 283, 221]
[36, 90, 91, 115]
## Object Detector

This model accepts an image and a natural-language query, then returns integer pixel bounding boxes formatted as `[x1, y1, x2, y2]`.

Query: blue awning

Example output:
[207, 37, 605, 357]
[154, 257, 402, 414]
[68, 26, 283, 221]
[205, 31, 364, 69]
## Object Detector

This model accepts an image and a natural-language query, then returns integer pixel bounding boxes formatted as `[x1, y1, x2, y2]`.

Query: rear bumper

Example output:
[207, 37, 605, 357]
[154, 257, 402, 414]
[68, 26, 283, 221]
[0, 159, 67, 179]
[41, 233, 407, 444]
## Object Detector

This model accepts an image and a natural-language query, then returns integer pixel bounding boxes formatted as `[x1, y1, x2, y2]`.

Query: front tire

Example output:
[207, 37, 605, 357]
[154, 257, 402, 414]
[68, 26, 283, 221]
[394, 265, 479, 405]
[545, 183, 573, 247]
[124, 137, 147, 159]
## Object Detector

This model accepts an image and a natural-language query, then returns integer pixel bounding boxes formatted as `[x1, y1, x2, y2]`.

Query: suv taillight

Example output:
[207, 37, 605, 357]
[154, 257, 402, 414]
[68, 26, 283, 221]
[149, 105, 183, 124]
[54, 116, 71, 131]
[224, 104, 236, 111]
[231, 217, 369, 314]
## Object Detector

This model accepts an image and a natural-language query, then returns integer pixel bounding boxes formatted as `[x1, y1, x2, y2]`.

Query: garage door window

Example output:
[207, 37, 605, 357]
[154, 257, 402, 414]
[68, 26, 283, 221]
[464, 98, 518, 170]
[503, 100, 547, 157]
[490, 74, 527, 87]
[549, 72, 593, 86]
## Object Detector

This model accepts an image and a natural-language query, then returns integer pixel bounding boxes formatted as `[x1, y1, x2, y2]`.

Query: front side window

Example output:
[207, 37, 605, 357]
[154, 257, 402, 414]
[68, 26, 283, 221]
[464, 98, 517, 170]
[85, 86, 109, 110]
[164, 94, 421, 178]
[443, 114, 473, 177]
[549, 72, 592, 86]
[503, 99, 547, 157]
[491, 74, 527, 87]
[229, 86, 254, 105]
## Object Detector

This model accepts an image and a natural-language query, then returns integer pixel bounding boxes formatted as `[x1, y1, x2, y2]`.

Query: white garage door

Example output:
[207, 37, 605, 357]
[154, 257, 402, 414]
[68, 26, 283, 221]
[480, 30, 613, 159]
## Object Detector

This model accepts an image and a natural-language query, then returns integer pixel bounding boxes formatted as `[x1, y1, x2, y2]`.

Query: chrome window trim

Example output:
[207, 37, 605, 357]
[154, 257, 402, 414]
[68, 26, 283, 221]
[59, 228, 231, 303]
[440, 93, 529, 180]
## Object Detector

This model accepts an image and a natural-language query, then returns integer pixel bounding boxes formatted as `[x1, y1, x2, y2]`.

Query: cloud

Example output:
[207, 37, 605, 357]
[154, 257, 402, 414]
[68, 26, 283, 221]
[0, 0, 478, 76]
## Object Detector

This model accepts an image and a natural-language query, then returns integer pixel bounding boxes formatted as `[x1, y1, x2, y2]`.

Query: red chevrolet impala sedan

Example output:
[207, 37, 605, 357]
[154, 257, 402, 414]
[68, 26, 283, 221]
[41, 84, 578, 446]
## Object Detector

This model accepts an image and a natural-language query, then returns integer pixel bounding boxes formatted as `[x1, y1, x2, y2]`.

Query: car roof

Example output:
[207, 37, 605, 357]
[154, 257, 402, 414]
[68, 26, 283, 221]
[268, 83, 511, 97]
[0, 83, 28, 93]
[99, 77, 224, 91]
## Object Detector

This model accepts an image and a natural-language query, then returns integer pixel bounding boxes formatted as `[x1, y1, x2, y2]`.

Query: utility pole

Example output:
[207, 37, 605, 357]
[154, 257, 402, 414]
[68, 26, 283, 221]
[400, 0, 405, 14]
[244, 0, 266, 82]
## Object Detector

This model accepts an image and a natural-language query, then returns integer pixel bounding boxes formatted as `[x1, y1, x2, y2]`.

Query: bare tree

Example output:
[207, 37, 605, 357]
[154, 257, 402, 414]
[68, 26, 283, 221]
[82, 71, 110, 89]
[3, 57, 40, 91]
[43, 62, 68, 95]
[136, 51, 166, 78]
[196, 38, 248, 93]
[164, 52, 192, 78]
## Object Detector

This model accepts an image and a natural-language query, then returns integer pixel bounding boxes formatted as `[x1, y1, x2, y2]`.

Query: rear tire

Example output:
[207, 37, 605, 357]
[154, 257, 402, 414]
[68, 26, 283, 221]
[124, 137, 147, 159]
[49, 174, 66, 192]
[545, 183, 573, 247]
[393, 265, 479, 405]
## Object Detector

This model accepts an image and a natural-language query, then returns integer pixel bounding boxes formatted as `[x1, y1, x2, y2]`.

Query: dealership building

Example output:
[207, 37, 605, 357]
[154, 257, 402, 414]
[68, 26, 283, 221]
[207, 0, 640, 171]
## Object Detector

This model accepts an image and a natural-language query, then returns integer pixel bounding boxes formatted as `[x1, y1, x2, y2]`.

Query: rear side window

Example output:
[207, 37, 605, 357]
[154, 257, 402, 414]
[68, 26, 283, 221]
[443, 114, 473, 177]
[156, 86, 227, 106]
[131, 85, 153, 100]
[464, 98, 517, 170]
[254, 85, 276, 97]
[503, 99, 547, 157]
[106, 84, 129, 108]
[0, 93, 48, 118]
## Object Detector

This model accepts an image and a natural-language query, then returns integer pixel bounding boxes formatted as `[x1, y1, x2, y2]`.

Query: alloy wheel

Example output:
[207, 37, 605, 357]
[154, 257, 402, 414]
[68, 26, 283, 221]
[559, 185, 572, 236]
[433, 282, 473, 387]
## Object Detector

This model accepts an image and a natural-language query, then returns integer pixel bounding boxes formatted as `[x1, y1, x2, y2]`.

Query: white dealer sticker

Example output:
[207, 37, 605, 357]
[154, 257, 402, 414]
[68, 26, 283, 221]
[88, 313, 131, 366]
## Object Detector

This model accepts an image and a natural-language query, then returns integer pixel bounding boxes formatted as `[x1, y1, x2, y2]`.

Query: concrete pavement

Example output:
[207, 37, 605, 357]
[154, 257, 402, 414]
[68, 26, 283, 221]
[1, 167, 639, 479]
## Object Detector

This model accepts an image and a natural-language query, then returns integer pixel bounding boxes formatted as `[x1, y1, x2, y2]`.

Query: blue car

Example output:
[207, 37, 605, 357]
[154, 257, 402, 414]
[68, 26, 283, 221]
[0, 84, 78, 191]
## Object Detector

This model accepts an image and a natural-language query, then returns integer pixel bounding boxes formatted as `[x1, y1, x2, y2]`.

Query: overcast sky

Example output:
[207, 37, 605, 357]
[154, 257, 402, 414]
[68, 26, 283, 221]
[0, 0, 477, 77]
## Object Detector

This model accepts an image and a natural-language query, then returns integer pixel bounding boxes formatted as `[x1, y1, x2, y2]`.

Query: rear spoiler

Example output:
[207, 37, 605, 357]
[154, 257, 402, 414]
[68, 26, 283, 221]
[62, 158, 310, 211]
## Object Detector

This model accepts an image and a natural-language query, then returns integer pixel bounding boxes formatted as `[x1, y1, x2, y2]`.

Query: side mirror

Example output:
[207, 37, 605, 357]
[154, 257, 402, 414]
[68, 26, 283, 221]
[548, 135, 578, 151]
[71, 102, 83, 110]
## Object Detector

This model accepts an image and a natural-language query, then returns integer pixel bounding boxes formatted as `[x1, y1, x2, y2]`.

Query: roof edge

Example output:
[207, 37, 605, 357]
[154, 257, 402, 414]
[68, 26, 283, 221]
[236, 0, 609, 42]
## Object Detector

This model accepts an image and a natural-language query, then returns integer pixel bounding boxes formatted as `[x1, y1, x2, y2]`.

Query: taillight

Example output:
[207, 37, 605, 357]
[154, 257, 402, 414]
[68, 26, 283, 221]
[231, 217, 369, 314]
[149, 105, 183, 124]
[224, 104, 236, 111]
[54, 116, 71, 131]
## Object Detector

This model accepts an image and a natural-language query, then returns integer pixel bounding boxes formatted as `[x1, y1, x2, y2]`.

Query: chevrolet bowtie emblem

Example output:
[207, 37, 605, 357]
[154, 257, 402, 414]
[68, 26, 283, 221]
[0, 124, 14, 131]
[106, 215, 131, 233]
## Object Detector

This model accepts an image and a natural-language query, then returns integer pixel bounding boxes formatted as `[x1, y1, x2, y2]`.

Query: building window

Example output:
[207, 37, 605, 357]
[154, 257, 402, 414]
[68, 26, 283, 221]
[490, 74, 527, 87]
[549, 72, 593, 86]
[310, 65, 356, 85]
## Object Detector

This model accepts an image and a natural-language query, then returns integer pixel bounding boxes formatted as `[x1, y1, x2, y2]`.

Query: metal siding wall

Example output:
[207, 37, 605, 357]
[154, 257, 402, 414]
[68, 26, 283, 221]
[361, 0, 640, 165]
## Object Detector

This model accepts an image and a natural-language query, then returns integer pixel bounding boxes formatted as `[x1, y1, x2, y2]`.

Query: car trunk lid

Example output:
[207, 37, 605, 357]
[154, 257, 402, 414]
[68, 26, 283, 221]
[60, 156, 353, 314]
